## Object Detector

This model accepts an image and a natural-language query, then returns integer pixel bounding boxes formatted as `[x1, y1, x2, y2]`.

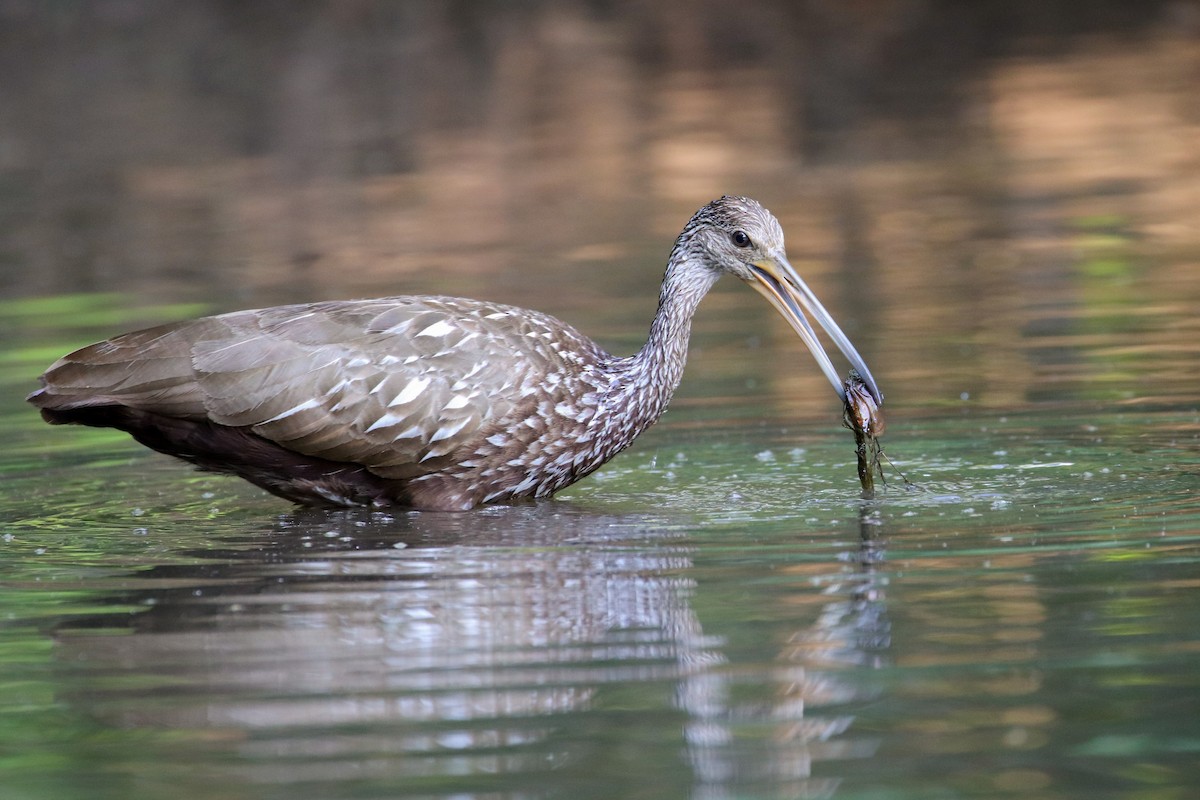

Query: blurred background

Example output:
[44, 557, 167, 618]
[2, 0, 1197, 414]
[2, 4, 1199, 800]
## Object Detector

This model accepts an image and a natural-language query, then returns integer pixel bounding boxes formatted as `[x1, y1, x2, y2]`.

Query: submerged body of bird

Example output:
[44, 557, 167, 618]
[29, 196, 882, 511]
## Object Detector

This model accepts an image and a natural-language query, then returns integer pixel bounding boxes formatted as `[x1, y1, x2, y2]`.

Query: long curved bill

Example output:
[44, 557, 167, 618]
[746, 253, 882, 404]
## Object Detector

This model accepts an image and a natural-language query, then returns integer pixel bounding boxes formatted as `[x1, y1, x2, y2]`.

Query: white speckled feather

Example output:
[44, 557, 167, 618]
[30, 197, 853, 511]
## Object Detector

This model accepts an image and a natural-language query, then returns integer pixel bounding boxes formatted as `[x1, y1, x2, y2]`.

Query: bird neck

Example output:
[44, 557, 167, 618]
[645, 255, 720, 365]
[618, 251, 722, 415]
[576, 236, 724, 467]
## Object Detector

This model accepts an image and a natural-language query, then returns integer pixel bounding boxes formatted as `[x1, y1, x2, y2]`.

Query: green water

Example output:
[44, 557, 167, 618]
[3, 296, 1199, 800]
[4, 4, 1200, 797]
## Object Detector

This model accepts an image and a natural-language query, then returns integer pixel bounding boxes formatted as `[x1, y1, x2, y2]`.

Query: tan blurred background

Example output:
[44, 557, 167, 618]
[2, 0, 1197, 411]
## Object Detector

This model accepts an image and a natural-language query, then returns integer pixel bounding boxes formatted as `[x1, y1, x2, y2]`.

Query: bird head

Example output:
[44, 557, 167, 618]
[686, 195, 882, 404]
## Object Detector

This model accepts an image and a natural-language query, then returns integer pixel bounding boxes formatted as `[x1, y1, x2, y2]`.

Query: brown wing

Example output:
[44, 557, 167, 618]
[31, 296, 608, 479]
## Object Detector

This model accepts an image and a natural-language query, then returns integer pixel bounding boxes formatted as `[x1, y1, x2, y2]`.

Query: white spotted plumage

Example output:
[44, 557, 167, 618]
[31, 196, 834, 511]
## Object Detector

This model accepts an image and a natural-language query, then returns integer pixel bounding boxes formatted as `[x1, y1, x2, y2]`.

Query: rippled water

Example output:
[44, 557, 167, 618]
[4, 3, 1200, 799]
[4, 388, 1198, 799]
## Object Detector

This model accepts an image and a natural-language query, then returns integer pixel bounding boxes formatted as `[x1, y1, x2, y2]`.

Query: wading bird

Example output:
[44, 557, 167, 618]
[29, 196, 881, 511]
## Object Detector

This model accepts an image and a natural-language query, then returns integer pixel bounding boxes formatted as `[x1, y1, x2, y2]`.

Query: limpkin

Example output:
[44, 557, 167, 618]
[29, 196, 881, 511]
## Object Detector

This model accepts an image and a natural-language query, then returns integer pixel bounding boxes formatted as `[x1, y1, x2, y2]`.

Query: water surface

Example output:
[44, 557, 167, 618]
[3, 3, 1200, 799]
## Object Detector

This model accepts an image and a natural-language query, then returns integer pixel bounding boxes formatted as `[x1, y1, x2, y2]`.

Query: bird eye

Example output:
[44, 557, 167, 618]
[731, 230, 751, 248]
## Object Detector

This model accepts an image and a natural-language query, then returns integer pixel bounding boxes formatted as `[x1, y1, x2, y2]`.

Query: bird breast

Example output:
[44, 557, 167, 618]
[34, 294, 677, 508]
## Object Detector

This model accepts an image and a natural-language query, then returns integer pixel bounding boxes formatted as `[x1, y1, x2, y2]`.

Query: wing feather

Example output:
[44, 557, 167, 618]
[33, 296, 607, 481]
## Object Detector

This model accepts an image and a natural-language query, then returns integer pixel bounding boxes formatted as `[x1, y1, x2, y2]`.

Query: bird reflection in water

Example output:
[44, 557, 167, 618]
[52, 506, 890, 797]
[682, 506, 889, 797]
